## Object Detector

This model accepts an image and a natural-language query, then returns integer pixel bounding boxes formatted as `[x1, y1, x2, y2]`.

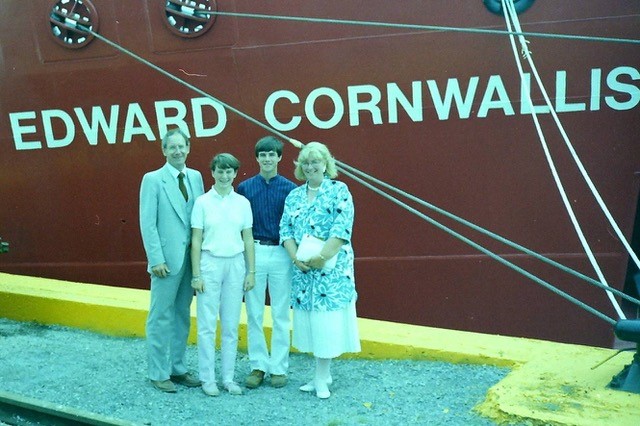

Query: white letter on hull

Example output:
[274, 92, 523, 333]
[520, 73, 550, 114]
[306, 87, 344, 129]
[156, 100, 189, 138]
[10, 111, 41, 150]
[191, 97, 226, 137]
[347, 85, 382, 126]
[427, 77, 479, 120]
[387, 82, 423, 124]
[606, 66, 640, 111]
[264, 90, 301, 131]
[590, 68, 602, 111]
[74, 105, 120, 145]
[556, 70, 586, 113]
[42, 109, 75, 148]
[123, 103, 156, 142]
[477, 75, 515, 118]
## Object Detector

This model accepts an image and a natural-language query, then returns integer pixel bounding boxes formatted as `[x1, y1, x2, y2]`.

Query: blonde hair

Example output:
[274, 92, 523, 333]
[293, 142, 338, 181]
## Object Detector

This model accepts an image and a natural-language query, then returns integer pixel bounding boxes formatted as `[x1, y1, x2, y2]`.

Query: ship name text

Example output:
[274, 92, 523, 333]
[7, 66, 639, 150]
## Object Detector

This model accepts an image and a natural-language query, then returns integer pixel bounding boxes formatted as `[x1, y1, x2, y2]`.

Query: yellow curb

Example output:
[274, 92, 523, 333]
[1, 272, 638, 425]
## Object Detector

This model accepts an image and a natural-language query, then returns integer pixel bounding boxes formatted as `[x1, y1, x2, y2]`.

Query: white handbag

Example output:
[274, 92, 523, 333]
[295, 234, 337, 270]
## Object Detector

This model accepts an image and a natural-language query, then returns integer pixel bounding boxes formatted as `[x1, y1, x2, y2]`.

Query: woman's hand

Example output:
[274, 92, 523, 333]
[305, 255, 327, 270]
[191, 277, 204, 293]
[244, 272, 255, 291]
[293, 258, 312, 272]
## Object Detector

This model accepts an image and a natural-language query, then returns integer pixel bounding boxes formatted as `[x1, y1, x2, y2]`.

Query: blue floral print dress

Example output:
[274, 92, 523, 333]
[280, 179, 357, 312]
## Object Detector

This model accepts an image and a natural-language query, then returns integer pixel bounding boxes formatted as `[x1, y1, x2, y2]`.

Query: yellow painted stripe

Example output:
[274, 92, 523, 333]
[1, 272, 638, 425]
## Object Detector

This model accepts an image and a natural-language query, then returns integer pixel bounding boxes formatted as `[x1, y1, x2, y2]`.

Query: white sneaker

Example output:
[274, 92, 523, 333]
[299, 376, 333, 392]
[202, 382, 220, 397]
[224, 381, 243, 395]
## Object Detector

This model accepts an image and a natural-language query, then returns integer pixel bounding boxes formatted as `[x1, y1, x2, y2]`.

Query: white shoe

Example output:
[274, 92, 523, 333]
[202, 382, 220, 397]
[299, 376, 333, 392]
[314, 378, 331, 399]
[224, 381, 243, 395]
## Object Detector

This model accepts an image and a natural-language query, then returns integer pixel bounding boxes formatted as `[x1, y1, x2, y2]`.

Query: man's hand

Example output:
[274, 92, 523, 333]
[151, 263, 170, 278]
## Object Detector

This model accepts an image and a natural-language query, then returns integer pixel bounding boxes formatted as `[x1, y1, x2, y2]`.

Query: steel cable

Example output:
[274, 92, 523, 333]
[203, 10, 640, 45]
[502, 0, 628, 319]
[337, 160, 640, 308]
[74, 19, 628, 325]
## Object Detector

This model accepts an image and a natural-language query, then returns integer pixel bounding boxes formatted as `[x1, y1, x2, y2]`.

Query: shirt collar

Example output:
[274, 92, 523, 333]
[167, 163, 186, 179]
[258, 173, 279, 184]
[211, 186, 235, 199]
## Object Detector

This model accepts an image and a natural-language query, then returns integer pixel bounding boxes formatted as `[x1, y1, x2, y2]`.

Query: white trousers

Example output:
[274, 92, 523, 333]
[197, 252, 245, 386]
[244, 243, 292, 375]
[146, 250, 193, 381]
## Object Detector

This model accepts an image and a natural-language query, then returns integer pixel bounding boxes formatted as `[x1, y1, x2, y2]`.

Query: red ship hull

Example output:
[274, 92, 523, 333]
[1, 0, 639, 347]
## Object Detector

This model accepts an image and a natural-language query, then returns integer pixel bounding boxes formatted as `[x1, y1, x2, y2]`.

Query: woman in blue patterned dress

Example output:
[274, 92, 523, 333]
[280, 141, 361, 399]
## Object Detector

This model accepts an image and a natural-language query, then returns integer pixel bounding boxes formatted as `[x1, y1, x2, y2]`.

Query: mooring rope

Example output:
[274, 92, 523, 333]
[76, 25, 303, 150]
[337, 161, 640, 307]
[203, 10, 640, 45]
[339, 166, 617, 325]
[74, 19, 627, 324]
[501, 0, 626, 320]
[503, 0, 640, 276]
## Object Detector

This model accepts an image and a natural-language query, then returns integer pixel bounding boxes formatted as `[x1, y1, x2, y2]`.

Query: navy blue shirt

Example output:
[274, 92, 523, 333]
[237, 174, 297, 242]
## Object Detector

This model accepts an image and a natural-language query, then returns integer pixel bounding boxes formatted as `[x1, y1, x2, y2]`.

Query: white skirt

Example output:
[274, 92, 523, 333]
[292, 299, 361, 358]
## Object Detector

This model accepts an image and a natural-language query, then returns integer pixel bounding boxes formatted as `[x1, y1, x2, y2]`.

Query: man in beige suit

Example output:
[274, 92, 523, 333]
[139, 128, 205, 392]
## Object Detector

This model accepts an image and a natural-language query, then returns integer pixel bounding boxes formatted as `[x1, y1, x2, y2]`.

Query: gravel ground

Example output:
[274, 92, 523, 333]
[0, 318, 510, 425]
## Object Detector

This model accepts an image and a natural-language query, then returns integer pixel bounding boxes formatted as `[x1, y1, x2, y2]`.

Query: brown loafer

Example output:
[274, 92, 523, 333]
[151, 379, 177, 393]
[270, 374, 288, 388]
[170, 372, 201, 387]
[245, 370, 265, 389]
